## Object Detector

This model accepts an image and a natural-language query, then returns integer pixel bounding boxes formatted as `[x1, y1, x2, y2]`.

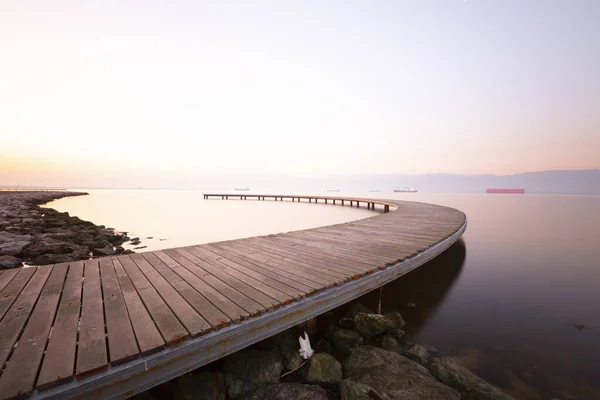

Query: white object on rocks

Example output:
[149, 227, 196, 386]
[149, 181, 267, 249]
[298, 332, 314, 360]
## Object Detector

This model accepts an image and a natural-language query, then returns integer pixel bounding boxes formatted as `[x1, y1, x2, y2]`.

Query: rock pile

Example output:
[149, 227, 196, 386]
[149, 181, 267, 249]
[136, 303, 515, 400]
[0, 191, 132, 267]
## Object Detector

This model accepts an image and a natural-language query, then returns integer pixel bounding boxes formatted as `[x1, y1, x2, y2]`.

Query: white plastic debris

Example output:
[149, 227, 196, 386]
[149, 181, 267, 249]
[298, 331, 314, 360]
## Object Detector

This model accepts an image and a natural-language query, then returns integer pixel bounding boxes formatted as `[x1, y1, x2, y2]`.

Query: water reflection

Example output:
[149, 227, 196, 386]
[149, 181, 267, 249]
[353, 239, 466, 335]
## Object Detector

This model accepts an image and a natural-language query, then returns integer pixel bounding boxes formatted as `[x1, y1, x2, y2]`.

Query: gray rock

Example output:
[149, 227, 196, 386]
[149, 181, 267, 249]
[34, 253, 78, 265]
[422, 344, 439, 356]
[405, 343, 430, 365]
[0, 241, 28, 256]
[238, 383, 327, 400]
[339, 316, 355, 329]
[383, 311, 406, 328]
[389, 327, 406, 342]
[222, 349, 282, 398]
[429, 357, 515, 400]
[343, 346, 460, 400]
[23, 238, 71, 256]
[326, 324, 363, 350]
[339, 379, 377, 400]
[172, 371, 226, 400]
[272, 330, 303, 371]
[353, 313, 395, 338]
[93, 245, 115, 256]
[0, 255, 22, 269]
[316, 339, 332, 354]
[300, 353, 342, 385]
[371, 334, 403, 354]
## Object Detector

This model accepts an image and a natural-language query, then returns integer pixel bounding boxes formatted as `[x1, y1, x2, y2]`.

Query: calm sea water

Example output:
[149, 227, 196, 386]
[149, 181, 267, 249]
[48, 190, 600, 399]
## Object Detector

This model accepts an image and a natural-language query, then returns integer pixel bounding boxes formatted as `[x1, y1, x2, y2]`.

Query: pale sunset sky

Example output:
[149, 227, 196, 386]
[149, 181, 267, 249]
[1, 1, 598, 188]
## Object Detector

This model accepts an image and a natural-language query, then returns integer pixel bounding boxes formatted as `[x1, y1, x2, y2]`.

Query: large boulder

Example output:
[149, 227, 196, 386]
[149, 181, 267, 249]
[238, 383, 327, 400]
[22, 238, 71, 257]
[34, 253, 78, 265]
[429, 357, 515, 400]
[92, 245, 115, 256]
[300, 353, 342, 385]
[353, 313, 396, 338]
[272, 330, 303, 371]
[339, 379, 375, 400]
[0, 241, 29, 256]
[343, 346, 460, 400]
[0, 255, 22, 269]
[222, 349, 282, 398]
[326, 324, 363, 351]
[172, 371, 226, 400]
[405, 343, 430, 365]
[383, 311, 406, 328]
[370, 334, 403, 354]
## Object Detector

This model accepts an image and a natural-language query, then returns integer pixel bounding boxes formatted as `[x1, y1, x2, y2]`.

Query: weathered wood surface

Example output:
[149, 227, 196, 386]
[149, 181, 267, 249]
[0, 195, 466, 400]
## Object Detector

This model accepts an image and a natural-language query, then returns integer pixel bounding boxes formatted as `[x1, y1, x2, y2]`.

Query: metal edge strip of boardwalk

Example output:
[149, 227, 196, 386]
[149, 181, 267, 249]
[29, 216, 467, 400]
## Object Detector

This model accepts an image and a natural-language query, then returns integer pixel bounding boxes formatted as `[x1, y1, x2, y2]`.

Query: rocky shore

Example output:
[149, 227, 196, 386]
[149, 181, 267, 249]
[0, 191, 131, 268]
[136, 303, 515, 400]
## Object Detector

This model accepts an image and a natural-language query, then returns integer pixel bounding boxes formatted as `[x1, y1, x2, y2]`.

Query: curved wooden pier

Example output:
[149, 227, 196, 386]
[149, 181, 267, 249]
[0, 195, 466, 400]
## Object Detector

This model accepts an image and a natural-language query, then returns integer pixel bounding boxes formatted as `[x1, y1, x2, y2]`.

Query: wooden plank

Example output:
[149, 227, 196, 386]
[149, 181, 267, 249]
[238, 238, 368, 277]
[117, 255, 189, 345]
[215, 243, 334, 289]
[0, 269, 19, 294]
[99, 258, 139, 365]
[0, 263, 68, 399]
[112, 258, 165, 354]
[202, 244, 315, 295]
[272, 235, 395, 265]
[186, 246, 294, 305]
[141, 252, 230, 329]
[163, 249, 264, 316]
[250, 237, 373, 272]
[37, 261, 84, 390]
[153, 251, 249, 322]
[76, 260, 108, 378]
[129, 253, 211, 337]
[0, 266, 52, 372]
[200, 244, 309, 299]
[175, 248, 279, 310]
[0, 267, 36, 322]
[226, 241, 353, 280]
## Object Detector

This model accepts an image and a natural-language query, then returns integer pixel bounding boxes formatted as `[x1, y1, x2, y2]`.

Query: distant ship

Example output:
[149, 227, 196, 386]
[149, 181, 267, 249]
[394, 187, 418, 193]
[235, 187, 250, 191]
[486, 188, 525, 194]
[326, 189, 340, 192]
[369, 189, 380, 192]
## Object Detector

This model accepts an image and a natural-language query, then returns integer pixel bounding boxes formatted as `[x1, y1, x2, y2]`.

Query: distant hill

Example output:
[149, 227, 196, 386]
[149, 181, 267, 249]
[298, 169, 600, 194]
[2, 169, 599, 194]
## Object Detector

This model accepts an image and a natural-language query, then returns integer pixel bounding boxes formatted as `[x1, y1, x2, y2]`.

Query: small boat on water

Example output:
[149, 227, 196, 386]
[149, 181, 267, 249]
[486, 188, 525, 194]
[369, 189, 380, 192]
[235, 187, 250, 191]
[394, 187, 418, 193]
[326, 189, 340, 192]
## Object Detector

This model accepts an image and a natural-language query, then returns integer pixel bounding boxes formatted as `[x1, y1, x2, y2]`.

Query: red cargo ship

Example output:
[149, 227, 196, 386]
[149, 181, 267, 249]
[486, 188, 526, 194]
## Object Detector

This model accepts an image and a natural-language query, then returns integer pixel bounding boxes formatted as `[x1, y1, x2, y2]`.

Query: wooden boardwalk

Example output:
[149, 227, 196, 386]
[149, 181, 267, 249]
[0, 194, 466, 399]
